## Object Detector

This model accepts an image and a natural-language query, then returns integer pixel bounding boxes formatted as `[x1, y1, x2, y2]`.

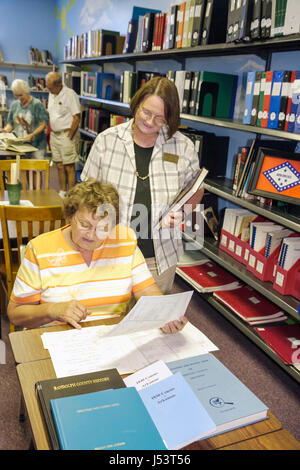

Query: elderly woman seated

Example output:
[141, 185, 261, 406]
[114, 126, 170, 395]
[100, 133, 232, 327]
[7, 178, 187, 333]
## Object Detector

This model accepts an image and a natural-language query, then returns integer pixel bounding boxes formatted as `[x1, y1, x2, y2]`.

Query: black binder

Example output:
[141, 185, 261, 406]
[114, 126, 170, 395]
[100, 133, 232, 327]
[250, 0, 261, 39]
[191, 0, 207, 46]
[142, 12, 156, 52]
[182, 71, 194, 114]
[277, 70, 292, 130]
[168, 4, 178, 49]
[250, 71, 262, 126]
[201, 0, 230, 45]
[226, 0, 236, 43]
[238, 0, 254, 41]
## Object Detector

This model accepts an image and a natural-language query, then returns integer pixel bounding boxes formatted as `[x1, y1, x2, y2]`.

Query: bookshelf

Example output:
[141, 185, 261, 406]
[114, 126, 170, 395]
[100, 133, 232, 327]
[62, 35, 300, 382]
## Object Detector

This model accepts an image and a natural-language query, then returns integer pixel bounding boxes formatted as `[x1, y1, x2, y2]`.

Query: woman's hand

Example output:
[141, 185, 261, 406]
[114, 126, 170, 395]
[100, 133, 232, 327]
[161, 316, 188, 334]
[161, 211, 184, 228]
[23, 133, 33, 142]
[50, 300, 91, 329]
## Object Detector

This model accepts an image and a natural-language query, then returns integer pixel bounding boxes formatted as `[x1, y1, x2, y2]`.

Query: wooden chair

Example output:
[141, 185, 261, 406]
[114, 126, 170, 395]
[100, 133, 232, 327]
[0, 205, 65, 332]
[0, 159, 50, 191]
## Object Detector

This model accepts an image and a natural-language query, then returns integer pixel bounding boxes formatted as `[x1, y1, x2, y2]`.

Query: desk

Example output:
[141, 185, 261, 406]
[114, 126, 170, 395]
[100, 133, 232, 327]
[16, 358, 283, 451]
[11, 323, 287, 451]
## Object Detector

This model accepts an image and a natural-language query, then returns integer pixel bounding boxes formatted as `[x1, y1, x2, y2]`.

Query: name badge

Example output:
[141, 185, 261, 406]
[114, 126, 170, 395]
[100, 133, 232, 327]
[163, 153, 179, 164]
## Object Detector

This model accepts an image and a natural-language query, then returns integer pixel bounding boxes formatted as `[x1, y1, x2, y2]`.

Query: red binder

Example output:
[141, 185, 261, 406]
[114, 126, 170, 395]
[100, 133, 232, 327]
[177, 261, 239, 292]
[254, 324, 300, 364]
[261, 70, 274, 128]
[213, 285, 287, 325]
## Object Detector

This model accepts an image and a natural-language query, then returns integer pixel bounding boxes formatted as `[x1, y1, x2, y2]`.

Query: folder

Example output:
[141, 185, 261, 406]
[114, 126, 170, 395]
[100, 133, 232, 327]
[283, 0, 300, 36]
[191, 0, 207, 46]
[238, 0, 254, 41]
[261, 70, 274, 128]
[182, 71, 193, 114]
[256, 71, 266, 128]
[254, 324, 300, 364]
[267, 70, 284, 129]
[250, 0, 261, 39]
[232, 0, 242, 41]
[226, 0, 236, 43]
[264, 0, 273, 37]
[287, 71, 300, 133]
[175, 2, 187, 48]
[201, 0, 229, 45]
[250, 71, 262, 126]
[277, 70, 292, 130]
[186, 0, 196, 47]
[284, 70, 296, 131]
[243, 71, 256, 125]
[168, 4, 178, 49]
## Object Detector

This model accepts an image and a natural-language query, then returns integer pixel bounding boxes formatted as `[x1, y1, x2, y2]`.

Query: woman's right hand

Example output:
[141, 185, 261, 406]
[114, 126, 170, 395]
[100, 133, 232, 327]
[50, 300, 91, 329]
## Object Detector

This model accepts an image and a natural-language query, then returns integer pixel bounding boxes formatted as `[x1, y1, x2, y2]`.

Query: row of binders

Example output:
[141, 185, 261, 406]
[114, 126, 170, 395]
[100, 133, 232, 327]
[227, 0, 300, 43]
[35, 353, 269, 450]
[220, 207, 300, 299]
[243, 69, 300, 134]
[124, 1, 229, 54]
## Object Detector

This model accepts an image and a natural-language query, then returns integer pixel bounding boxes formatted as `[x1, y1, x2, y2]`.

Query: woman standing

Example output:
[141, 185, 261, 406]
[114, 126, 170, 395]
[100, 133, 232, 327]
[81, 76, 203, 293]
[3, 79, 49, 158]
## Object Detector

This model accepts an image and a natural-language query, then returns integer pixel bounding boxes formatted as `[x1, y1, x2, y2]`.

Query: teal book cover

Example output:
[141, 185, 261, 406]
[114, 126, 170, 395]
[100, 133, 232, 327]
[167, 354, 268, 436]
[50, 387, 166, 450]
[138, 372, 216, 449]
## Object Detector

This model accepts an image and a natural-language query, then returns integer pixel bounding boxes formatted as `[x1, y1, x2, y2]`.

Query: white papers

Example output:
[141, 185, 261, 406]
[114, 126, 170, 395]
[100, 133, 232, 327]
[123, 360, 173, 390]
[42, 322, 218, 378]
[105, 291, 193, 337]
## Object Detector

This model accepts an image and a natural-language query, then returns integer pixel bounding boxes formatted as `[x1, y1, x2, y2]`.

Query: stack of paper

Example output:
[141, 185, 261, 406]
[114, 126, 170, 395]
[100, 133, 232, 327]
[177, 260, 240, 292]
[249, 221, 279, 252]
[213, 284, 287, 325]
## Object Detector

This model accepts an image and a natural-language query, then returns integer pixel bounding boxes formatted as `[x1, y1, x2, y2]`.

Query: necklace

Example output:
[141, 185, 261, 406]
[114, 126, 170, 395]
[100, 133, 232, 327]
[136, 170, 149, 181]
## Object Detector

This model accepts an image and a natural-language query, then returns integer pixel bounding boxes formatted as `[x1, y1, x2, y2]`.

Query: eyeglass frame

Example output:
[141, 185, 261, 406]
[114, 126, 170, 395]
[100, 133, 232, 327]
[73, 213, 110, 234]
[138, 105, 166, 125]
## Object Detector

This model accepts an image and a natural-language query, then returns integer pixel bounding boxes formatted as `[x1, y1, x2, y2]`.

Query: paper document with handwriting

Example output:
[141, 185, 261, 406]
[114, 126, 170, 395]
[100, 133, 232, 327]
[105, 291, 194, 337]
[42, 322, 218, 377]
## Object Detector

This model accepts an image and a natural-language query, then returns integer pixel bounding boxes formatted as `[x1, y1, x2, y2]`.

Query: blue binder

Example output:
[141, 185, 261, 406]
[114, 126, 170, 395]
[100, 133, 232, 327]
[267, 70, 284, 129]
[243, 71, 256, 125]
[287, 71, 300, 133]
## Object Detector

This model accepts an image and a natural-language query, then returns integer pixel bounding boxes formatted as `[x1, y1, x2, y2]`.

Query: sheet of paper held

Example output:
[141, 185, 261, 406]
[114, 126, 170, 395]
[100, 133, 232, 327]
[104, 291, 194, 337]
[41, 323, 218, 378]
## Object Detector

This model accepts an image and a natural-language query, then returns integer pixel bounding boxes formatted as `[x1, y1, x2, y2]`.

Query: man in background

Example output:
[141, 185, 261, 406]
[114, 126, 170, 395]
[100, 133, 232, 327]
[46, 71, 81, 198]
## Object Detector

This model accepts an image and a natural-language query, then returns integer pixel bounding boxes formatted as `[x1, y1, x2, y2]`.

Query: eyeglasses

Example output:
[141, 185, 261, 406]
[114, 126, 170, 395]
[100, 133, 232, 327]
[139, 106, 166, 125]
[74, 214, 110, 234]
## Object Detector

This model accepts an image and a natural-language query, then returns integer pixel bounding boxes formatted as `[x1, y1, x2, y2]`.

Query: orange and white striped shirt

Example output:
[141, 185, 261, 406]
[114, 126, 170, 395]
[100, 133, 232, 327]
[11, 224, 155, 320]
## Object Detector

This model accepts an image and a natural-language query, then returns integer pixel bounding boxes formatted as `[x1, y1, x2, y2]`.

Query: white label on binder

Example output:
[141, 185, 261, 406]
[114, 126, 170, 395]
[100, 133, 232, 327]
[275, 271, 284, 287]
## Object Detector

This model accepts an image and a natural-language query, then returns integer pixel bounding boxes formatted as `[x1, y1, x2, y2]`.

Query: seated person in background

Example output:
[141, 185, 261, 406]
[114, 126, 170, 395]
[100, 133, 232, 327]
[7, 178, 187, 334]
[3, 79, 49, 158]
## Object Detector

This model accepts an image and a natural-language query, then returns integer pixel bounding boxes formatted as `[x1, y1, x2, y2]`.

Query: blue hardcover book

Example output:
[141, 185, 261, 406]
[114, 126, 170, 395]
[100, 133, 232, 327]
[138, 372, 216, 449]
[287, 71, 300, 133]
[167, 354, 268, 436]
[243, 71, 256, 125]
[95, 72, 115, 100]
[293, 100, 300, 134]
[267, 70, 284, 129]
[50, 387, 166, 450]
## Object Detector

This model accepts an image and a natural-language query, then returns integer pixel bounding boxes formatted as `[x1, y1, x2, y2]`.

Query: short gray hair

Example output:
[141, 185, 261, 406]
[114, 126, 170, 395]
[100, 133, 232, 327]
[11, 79, 30, 94]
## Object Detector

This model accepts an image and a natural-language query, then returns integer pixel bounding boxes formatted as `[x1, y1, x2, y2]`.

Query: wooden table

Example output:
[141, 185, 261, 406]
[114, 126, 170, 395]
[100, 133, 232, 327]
[16, 357, 283, 451]
[0, 188, 62, 207]
[11, 320, 297, 451]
